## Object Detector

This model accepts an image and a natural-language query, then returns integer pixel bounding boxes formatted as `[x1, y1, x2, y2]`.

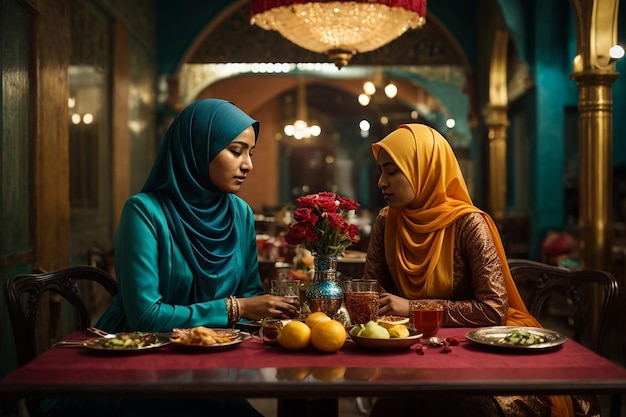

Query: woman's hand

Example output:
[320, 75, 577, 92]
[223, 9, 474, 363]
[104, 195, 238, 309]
[378, 292, 410, 317]
[239, 294, 300, 320]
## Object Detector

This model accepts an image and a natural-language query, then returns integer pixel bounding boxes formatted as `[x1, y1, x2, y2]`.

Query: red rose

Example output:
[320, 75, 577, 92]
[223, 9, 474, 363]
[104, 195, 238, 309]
[303, 226, 319, 242]
[338, 197, 359, 211]
[284, 223, 307, 245]
[295, 194, 317, 208]
[292, 207, 318, 225]
[346, 224, 360, 242]
[315, 195, 338, 212]
[326, 212, 345, 229]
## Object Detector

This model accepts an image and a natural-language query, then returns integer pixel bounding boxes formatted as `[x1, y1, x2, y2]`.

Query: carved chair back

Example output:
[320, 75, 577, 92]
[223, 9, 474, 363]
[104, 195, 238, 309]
[4, 265, 118, 367]
[507, 258, 618, 356]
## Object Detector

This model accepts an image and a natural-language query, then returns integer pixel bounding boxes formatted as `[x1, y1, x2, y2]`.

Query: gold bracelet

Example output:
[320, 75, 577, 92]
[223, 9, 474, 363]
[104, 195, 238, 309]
[230, 296, 236, 322]
[225, 297, 233, 324]
[230, 295, 241, 323]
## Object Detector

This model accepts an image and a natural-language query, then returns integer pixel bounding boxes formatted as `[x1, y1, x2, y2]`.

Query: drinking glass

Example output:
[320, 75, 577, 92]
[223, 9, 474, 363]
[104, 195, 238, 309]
[343, 279, 379, 325]
[271, 279, 301, 313]
[410, 300, 444, 338]
[259, 317, 283, 345]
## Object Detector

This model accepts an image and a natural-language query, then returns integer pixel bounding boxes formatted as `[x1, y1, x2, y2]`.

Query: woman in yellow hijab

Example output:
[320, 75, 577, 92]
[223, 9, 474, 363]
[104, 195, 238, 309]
[364, 124, 598, 417]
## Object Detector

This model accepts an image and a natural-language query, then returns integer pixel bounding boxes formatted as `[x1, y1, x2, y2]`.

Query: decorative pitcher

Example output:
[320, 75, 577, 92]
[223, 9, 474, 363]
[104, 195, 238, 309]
[305, 256, 343, 318]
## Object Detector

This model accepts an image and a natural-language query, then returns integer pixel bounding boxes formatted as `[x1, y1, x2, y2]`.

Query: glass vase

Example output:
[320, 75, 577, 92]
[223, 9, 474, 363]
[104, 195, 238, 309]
[305, 256, 343, 318]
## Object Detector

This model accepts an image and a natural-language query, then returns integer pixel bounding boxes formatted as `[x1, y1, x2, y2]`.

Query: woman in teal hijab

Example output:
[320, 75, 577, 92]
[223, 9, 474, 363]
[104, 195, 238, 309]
[41, 99, 297, 417]
[97, 98, 298, 333]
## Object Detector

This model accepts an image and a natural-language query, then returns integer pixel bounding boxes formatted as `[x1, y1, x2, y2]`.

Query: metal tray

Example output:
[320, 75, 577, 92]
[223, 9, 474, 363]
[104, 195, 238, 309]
[465, 326, 567, 350]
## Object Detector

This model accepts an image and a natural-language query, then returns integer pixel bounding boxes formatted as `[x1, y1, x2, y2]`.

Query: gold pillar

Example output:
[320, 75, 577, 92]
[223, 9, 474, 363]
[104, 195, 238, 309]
[571, 72, 617, 270]
[485, 105, 509, 226]
[485, 30, 510, 227]
[569, 0, 620, 271]
[569, 0, 619, 345]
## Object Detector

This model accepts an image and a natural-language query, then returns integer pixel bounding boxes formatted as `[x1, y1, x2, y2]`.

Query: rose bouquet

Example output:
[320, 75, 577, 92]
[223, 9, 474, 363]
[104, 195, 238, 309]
[285, 192, 360, 258]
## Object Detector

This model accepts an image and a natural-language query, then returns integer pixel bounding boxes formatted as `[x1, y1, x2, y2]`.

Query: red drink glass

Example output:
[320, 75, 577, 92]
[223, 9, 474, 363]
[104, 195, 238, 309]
[343, 279, 379, 325]
[410, 300, 444, 338]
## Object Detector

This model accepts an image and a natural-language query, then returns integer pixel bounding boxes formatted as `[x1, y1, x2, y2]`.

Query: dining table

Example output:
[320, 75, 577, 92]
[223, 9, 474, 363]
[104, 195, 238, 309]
[1, 326, 625, 417]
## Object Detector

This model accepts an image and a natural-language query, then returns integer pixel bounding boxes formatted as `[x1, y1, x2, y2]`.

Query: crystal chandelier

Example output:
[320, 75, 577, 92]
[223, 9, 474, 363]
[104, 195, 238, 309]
[250, 0, 427, 69]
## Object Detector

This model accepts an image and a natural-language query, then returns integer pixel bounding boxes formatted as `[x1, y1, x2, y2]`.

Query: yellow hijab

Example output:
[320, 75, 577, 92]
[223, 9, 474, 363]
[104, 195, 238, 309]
[372, 124, 572, 417]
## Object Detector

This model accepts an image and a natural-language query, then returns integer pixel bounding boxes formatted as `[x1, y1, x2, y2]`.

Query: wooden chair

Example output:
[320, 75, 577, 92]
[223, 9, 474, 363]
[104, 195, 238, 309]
[4, 265, 118, 367]
[507, 258, 619, 356]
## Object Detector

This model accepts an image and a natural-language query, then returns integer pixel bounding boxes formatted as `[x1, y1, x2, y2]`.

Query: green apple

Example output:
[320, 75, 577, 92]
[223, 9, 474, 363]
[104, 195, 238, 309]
[350, 324, 365, 337]
[360, 321, 390, 339]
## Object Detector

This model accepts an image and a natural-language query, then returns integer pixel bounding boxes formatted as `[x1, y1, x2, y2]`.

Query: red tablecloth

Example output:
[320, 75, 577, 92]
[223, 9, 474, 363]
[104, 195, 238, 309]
[5, 327, 625, 385]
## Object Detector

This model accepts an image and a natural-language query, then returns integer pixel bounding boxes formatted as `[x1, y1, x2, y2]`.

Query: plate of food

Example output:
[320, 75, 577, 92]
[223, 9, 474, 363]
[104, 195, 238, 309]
[349, 321, 422, 352]
[169, 326, 250, 351]
[465, 326, 567, 350]
[83, 331, 171, 353]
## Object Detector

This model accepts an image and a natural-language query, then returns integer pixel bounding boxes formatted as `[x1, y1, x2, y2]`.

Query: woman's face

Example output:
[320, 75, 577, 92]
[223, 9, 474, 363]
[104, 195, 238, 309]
[209, 126, 256, 193]
[377, 148, 416, 208]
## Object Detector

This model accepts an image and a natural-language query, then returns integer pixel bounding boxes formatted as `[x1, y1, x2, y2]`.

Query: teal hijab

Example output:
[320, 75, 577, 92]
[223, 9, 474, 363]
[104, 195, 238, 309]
[142, 99, 260, 280]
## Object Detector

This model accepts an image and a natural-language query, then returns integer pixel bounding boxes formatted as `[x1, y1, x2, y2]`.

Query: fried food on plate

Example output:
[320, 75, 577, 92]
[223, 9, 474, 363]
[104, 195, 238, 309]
[171, 326, 238, 346]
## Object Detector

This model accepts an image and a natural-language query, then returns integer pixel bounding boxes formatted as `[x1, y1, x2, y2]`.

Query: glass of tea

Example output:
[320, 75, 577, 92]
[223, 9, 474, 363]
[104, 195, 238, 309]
[343, 279, 379, 326]
[259, 317, 284, 345]
[410, 300, 444, 338]
[271, 279, 301, 314]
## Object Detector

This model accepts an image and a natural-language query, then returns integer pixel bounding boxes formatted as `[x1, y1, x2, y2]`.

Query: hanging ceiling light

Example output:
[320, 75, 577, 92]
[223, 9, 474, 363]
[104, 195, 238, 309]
[283, 77, 321, 140]
[358, 67, 398, 106]
[250, 0, 427, 69]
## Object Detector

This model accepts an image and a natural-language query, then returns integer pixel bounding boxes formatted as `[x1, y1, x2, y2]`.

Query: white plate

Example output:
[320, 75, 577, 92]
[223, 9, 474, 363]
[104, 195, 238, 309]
[349, 328, 423, 351]
[83, 332, 171, 353]
[465, 326, 567, 350]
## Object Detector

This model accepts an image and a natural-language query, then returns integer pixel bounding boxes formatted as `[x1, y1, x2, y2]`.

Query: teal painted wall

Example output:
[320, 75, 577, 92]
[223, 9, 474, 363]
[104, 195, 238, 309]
[153, 0, 625, 260]
[155, 0, 236, 75]
[528, 0, 577, 257]
[426, 0, 478, 69]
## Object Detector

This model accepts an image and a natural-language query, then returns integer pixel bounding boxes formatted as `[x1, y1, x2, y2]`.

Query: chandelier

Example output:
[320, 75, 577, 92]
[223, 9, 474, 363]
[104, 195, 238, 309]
[283, 77, 321, 140]
[358, 67, 398, 106]
[250, 0, 427, 69]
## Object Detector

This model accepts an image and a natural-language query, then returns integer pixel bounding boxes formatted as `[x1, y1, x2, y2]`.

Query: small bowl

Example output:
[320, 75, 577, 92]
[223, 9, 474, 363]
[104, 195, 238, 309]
[349, 328, 423, 351]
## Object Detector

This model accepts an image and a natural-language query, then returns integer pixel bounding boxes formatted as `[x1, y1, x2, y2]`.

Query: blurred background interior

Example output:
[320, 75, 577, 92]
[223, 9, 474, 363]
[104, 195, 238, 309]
[1, 0, 626, 388]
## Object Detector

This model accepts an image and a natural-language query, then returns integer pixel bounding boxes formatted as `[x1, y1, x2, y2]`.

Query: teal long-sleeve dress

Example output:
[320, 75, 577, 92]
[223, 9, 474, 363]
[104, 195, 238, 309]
[96, 192, 265, 332]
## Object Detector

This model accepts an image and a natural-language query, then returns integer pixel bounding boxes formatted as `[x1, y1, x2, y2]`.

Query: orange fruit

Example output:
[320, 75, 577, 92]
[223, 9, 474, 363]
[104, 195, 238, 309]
[277, 320, 311, 351]
[376, 315, 410, 329]
[305, 311, 331, 329]
[310, 319, 347, 352]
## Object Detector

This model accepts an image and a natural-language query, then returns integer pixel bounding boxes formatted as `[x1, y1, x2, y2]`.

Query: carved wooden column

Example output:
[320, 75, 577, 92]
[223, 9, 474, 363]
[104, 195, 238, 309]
[569, 0, 619, 271]
[35, 0, 71, 272]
